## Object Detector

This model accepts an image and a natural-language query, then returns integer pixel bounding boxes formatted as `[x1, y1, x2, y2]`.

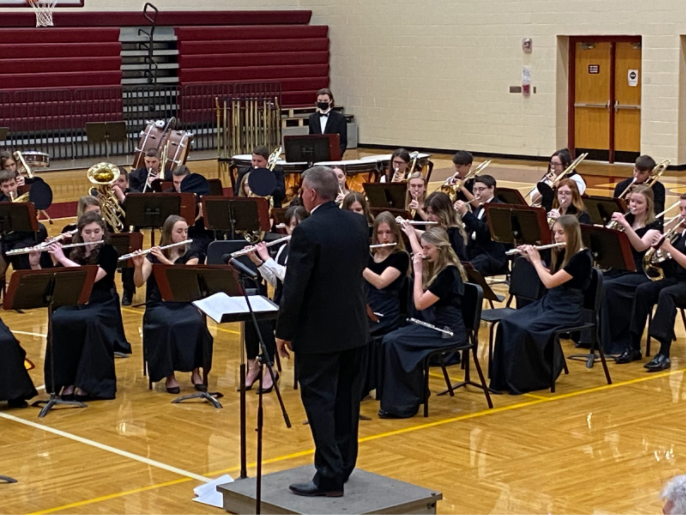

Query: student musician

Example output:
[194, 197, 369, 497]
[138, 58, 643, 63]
[333, 166, 351, 205]
[342, 191, 374, 226]
[377, 227, 467, 418]
[380, 148, 412, 183]
[626, 194, 685, 371]
[0, 319, 38, 408]
[404, 191, 467, 261]
[129, 148, 165, 192]
[406, 171, 428, 222]
[0, 152, 17, 174]
[447, 151, 477, 204]
[44, 212, 130, 401]
[308, 88, 347, 157]
[613, 155, 666, 217]
[107, 168, 136, 306]
[454, 174, 508, 276]
[132, 215, 212, 394]
[233, 146, 286, 207]
[531, 149, 587, 207]
[547, 179, 592, 225]
[245, 206, 308, 393]
[599, 185, 661, 358]
[490, 215, 593, 394]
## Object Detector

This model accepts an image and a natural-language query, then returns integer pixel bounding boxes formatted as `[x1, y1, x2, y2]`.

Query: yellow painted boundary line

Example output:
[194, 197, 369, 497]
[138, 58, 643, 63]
[26, 367, 685, 515]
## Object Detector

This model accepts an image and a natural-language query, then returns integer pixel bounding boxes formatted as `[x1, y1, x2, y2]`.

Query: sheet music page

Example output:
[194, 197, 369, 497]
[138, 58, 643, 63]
[192, 292, 278, 323]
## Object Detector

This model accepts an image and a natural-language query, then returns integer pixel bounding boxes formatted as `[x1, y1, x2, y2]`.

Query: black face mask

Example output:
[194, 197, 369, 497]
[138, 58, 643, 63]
[317, 102, 330, 111]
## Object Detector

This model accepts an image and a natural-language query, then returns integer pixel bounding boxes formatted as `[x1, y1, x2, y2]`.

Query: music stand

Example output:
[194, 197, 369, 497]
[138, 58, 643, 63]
[0, 202, 39, 234]
[125, 193, 187, 246]
[110, 232, 144, 268]
[484, 203, 552, 246]
[86, 122, 127, 160]
[495, 188, 528, 206]
[580, 225, 636, 271]
[363, 182, 408, 210]
[582, 196, 627, 226]
[0, 127, 8, 141]
[4, 266, 98, 417]
[202, 197, 270, 239]
[284, 134, 340, 163]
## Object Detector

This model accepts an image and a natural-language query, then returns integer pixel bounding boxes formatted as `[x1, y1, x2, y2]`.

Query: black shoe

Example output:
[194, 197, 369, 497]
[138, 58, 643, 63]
[644, 354, 671, 372]
[74, 394, 92, 402]
[121, 292, 133, 306]
[256, 373, 279, 395]
[378, 409, 402, 419]
[614, 349, 642, 364]
[166, 386, 181, 394]
[61, 393, 75, 401]
[7, 398, 28, 408]
[288, 481, 343, 497]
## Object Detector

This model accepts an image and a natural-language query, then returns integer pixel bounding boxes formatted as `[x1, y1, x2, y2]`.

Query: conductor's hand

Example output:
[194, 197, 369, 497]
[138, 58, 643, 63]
[276, 338, 293, 359]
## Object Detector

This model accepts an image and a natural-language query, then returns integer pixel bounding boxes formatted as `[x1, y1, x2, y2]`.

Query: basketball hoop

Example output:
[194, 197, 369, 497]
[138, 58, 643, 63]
[28, 0, 57, 28]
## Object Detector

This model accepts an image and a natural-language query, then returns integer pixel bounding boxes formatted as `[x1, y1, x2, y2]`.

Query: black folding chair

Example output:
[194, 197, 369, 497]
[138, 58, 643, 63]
[422, 283, 493, 417]
[561, 269, 612, 391]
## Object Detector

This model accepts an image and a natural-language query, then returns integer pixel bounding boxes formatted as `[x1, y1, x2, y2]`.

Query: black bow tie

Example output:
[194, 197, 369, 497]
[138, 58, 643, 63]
[320, 113, 329, 118]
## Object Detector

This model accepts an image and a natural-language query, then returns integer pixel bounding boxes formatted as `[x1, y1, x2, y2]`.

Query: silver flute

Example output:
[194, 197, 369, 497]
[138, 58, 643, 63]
[119, 239, 193, 261]
[7, 240, 104, 256]
[370, 242, 397, 249]
[230, 235, 291, 258]
[407, 317, 454, 337]
[395, 216, 438, 226]
[505, 242, 566, 256]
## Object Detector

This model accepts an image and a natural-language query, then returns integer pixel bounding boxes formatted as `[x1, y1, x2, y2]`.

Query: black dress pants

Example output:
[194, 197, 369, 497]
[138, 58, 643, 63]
[296, 345, 366, 491]
[649, 282, 686, 348]
[628, 278, 679, 351]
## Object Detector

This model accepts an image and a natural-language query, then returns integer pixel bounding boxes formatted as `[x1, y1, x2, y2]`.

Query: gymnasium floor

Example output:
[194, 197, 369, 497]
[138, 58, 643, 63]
[1, 151, 685, 515]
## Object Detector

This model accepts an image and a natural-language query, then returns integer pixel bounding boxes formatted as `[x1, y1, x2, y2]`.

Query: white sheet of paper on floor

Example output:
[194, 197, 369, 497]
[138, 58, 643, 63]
[192, 474, 234, 508]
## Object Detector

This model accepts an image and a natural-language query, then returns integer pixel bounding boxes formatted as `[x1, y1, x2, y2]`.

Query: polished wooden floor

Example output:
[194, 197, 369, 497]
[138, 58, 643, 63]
[0, 151, 685, 515]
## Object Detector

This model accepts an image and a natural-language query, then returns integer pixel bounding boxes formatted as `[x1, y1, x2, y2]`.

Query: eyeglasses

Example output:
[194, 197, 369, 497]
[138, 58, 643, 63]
[473, 186, 490, 192]
[549, 162, 563, 167]
[558, 190, 573, 196]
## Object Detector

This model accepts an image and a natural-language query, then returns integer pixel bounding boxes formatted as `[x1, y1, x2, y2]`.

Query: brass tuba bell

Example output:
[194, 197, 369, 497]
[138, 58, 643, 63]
[87, 162, 125, 233]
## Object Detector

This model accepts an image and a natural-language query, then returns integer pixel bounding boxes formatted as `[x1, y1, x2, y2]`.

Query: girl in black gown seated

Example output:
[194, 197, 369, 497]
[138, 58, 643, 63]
[45, 212, 130, 401]
[547, 179, 592, 225]
[132, 215, 211, 394]
[0, 320, 37, 408]
[404, 191, 467, 262]
[600, 185, 662, 359]
[378, 227, 467, 419]
[490, 215, 593, 394]
[406, 172, 428, 223]
[245, 205, 308, 393]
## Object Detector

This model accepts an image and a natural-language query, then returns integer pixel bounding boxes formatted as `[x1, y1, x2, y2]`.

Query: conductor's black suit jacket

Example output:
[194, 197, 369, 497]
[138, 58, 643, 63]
[308, 111, 348, 157]
[276, 201, 369, 354]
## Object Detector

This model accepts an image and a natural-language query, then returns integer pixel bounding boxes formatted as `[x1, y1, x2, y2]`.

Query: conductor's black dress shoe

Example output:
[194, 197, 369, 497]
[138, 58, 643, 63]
[644, 354, 671, 372]
[288, 481, 343, 497]
[614, 349, 642, 364]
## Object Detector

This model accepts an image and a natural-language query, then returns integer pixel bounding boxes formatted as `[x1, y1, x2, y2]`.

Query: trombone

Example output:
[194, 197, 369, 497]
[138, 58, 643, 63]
[616, 159, 670, 200]
[439, 160, 492, 203]
[528, 152, 588, 206]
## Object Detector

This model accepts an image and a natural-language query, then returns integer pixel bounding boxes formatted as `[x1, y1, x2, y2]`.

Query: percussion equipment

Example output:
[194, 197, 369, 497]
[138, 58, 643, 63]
[119, 239, 193, 261]
[133, 119, 171, 170]
[133, 119, 193, 173]
[314, 159, 378, 193]
[87, 162, 125, 233]
[407, 318, 454, 337]
[162, 128, 194, 173]
[505, 242, 566, 256]
[229, 235, 291, 258]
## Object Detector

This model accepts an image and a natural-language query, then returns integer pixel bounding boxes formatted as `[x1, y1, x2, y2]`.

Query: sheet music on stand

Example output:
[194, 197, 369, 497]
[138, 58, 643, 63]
[193, 292, 279, 324]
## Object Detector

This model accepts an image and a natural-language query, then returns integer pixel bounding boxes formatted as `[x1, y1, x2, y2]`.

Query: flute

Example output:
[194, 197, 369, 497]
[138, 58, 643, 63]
[370, 242, 397, 249]
[229, 235, 291, 258]
[395, 216, 438, 226]
[407, 318, 454, 337]
[119, 239, 193, 261]
[7, 240, 104, 256]
[505, 242, 566, 256]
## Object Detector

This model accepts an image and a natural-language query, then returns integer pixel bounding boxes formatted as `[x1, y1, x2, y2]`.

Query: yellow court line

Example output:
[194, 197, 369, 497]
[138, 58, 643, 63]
[11, 330, 47, 339]
[27, 367, 685, 515]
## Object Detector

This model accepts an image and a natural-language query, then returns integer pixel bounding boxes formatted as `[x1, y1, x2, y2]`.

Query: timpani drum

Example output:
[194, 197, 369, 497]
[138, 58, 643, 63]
[133, 120, 168, 170]
[315, 159, 379, 193]
[163, 129, 193, 173]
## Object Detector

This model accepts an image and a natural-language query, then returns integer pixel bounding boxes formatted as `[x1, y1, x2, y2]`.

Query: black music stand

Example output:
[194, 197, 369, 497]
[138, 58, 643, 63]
[0, 202, 39, 234]
[86, 122, 127, 161]
[202, 197, 270, 240]
[496, 188, 528, 206]
[580, 225, 636, 271]
[4, 266, 97, 418]
[582, 196, 627, 226]
[0, 127, 8, 141]
[484, 203, 552, 246]
[125, 193, 183, 246]
[363, 182, 408, 210]
[284, 134, 339, 163]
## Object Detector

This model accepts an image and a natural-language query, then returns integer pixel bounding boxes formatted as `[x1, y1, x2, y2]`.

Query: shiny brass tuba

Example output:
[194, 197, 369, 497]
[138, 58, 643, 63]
[87, 162, 125, 233]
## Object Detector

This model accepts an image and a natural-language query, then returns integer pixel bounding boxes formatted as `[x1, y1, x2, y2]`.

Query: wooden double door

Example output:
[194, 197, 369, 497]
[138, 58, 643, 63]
[570, 37, 642, 163]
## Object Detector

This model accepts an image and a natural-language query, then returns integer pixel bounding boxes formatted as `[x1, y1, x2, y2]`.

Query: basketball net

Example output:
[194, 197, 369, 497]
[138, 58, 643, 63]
[28, 0, 57, 28]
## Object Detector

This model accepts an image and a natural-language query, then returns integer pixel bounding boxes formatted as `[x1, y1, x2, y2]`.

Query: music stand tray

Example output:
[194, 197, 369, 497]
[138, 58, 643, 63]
[4, 266, 98, 417]
[363, 182, 408, 210]
[580, 225, 635, 271]
[284, 134, 340, 163]
[202, 197, 270, 236]
[496, 188, 528, 206]
[86, 121, 127, 160]
[484, 203, 551, 246]
[110, 232, 144, 268]
[582, 196, 627, 226]
[0, 202, 39, 234]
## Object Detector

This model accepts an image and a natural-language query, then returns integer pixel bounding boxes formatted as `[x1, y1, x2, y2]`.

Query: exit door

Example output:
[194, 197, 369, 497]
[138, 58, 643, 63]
[569, 37, 642, 163]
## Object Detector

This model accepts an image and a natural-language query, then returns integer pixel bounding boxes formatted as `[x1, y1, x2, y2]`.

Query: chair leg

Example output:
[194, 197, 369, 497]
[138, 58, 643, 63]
[681, 308, 686, 328]
[488, 322, 496, 378]
[423, 362, 430, 417]
[646, 311, 653, 357]
[471, 347, 493, 409]
[292, 355, 298, 390]
[594, 336, 612, 385]
[274, 351, 282, 373]
[440, 362, 454, 397]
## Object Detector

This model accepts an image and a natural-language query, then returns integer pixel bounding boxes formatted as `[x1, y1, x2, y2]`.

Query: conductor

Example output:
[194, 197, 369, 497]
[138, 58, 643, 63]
[276, 166, 369, 497]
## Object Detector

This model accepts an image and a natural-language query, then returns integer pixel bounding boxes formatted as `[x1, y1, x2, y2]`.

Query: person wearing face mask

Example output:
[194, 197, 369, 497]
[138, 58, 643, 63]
[613, 155, 665, 216]
[308, 88, 347, 158]
[454, 175, 508, 276]
[490, 215, 593, 394]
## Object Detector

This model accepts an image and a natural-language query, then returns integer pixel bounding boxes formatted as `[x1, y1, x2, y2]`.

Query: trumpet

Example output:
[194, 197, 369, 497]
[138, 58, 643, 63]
[229, 235, 291, 258]
[643, 214, 685, 281]
[407, 318, 454, 337]
[7, 240, 104, 256]
[370, 242, 397, 249]
[395, 216, 438, 226]
[119, 239, 193, 261]
[505, 242, 566, 256]
[528, 152, 588, 205]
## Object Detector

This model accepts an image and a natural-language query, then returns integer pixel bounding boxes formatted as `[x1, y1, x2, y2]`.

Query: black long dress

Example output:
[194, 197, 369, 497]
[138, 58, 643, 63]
[0, 319, 37, 403]
[447, 226, 467, 261]
[143, 250, 213, 383]
[45, 244, 129, 399]
[379, 266, 467, 418]
[490, 250, 593, 394]
[600, 220, 661, 354]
